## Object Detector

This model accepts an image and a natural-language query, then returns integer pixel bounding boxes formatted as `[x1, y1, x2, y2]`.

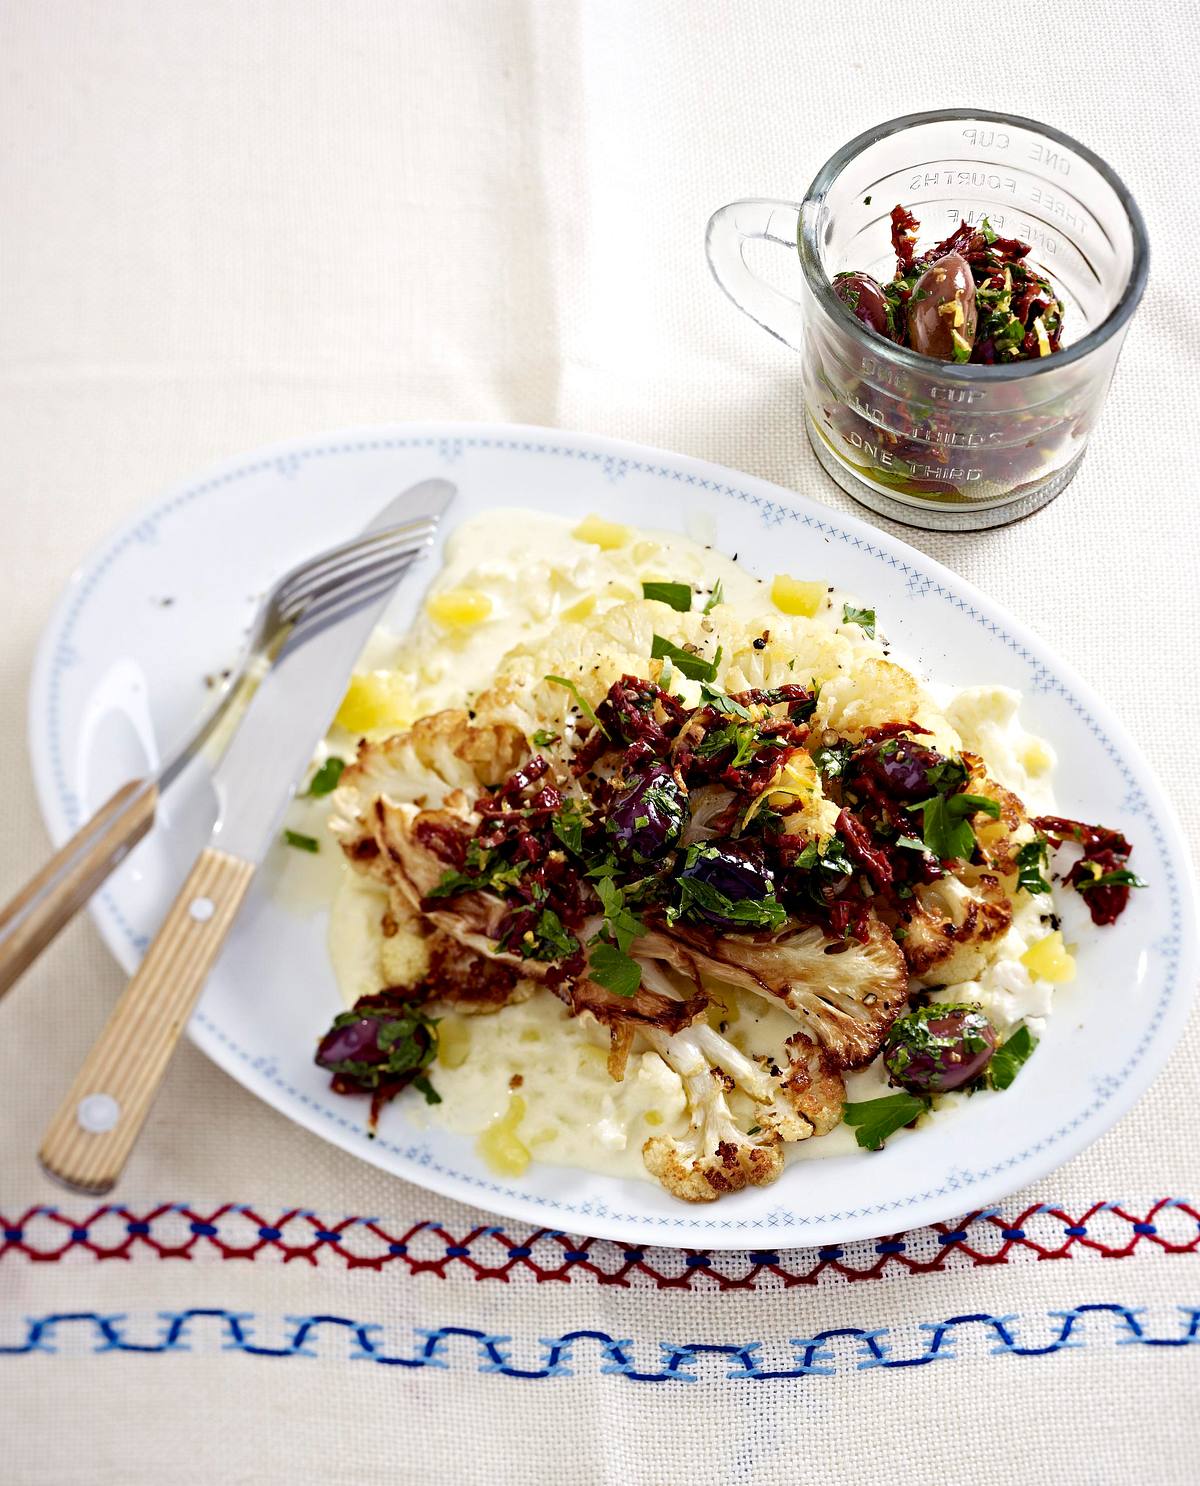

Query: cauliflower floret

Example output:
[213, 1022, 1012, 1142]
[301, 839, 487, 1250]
[775, 1031, 846, 1136]
[638, 1020, 848, 1202]
[890, 753, 1034, 986]
[661, 1024, 806, 1141]
[333, 710, 525, 823]
[961, 751, 1033, 876]
[723, 615, 852, 695]
[811, 658, 957, 748]
[473, 600, 721, 738]
[646, 912, 909, 1069]
[379, 896, 432, 987]
[378, 903, 535, 1014]
[640, 1025, 785, 1201]
[945, 687, 1058, 809]
[899, 871, 1013, 986]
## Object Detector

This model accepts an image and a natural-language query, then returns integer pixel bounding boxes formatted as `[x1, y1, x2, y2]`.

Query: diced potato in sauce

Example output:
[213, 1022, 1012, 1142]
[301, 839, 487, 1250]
[573, 513, 631, 550]
[771, 574, 825, 617]
[426, 587, 493, 628]
[1021, 931, 1076, 984]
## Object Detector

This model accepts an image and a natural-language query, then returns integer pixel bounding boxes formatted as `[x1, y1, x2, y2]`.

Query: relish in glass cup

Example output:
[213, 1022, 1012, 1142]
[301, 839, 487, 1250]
[707, 110, 1149, 530]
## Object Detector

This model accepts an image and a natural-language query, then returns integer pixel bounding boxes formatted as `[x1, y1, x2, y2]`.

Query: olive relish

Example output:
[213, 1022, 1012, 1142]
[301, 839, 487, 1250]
[318, 666, 1141, 1137]
[833, 205, 1066, 364]
[312, 510, 1150, 1186]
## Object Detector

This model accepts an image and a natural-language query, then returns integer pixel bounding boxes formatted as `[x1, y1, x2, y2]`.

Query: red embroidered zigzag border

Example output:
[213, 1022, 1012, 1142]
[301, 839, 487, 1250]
[2, 1199, 1196, 1287]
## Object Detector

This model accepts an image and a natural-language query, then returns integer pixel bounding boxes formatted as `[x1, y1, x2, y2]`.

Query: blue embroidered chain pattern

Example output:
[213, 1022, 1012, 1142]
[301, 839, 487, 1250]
[3, 1305, 1198, 1379]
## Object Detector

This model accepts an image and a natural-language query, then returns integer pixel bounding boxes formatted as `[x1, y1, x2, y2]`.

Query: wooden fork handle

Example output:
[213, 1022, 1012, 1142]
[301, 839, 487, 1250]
[0, 777, 159, 1000]
[39, 846, 255, 1195]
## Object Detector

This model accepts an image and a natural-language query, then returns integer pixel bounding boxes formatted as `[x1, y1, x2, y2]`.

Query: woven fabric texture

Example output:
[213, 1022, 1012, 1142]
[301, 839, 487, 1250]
[1, 1, 1198, 1482]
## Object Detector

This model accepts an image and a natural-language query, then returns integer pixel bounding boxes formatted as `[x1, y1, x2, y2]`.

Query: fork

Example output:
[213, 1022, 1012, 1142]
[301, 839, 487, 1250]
[0, 497, 442, 998]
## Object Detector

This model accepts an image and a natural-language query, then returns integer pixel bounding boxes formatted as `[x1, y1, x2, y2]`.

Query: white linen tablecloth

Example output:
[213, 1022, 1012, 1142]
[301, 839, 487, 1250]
[2, 2, 1198, 1481]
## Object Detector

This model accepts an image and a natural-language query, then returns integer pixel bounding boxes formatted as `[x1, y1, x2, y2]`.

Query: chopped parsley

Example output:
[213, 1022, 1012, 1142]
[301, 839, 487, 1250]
[813, 740, 854, 780]
[986, 1024, 1038, 1090]
[551, 797, 589, 856]
[697, 720, 764, 769]
[595, 876, 645, 953]
[306, 756, 346, 796]
[792, 837, 852, 878]
[1015, 838, 1052, 896]
[924, 756, 970, 795]
[642, 580, 693, 612]
[427, 840, 528, 900]
[1075, 865, 1148, 893]
[526, 907, 577, 961]
[587, 940, 642, 997]
[699, 681, 753, 719]
[843, 1091, 928, 1151]
[545, 674, 607, 737]
[283, 829, 320, 853]
[586, 876, 646, 997]
[531, 728, 560, 747]
[907, 792, 1000, 862]
[841, 604, 876, 638]
[650, 634, 721, 683]
[703, 578, 725, 614]
[791, 835, 854, 906]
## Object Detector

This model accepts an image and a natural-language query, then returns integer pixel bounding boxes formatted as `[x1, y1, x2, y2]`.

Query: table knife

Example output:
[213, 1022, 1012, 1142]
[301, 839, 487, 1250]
[38, 479, 455, 1193]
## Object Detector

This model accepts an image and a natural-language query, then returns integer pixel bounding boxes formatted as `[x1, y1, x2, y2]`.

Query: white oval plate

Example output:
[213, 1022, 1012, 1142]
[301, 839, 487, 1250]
[30, 423, 1195, 1247]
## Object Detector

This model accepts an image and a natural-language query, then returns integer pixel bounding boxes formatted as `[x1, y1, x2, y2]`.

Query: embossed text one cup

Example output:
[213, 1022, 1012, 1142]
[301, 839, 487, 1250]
[706, 110, 1148, 531]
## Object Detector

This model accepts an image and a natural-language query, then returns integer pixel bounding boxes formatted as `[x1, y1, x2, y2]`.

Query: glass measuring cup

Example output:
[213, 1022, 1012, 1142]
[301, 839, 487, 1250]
[706, 110, 1149, 530]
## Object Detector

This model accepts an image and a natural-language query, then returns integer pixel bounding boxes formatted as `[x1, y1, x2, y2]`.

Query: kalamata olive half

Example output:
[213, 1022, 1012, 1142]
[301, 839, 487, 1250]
[852, 737, 946, 801]
[677, 842, 776, 927]
[314, 992, 436, 1093]
[883, 1004, 997, 1094]
[907, 252, 978, 361]
[606, 766, 686, 864]
[833, 271, 893, 338]
[317, 1014, 385, 1069]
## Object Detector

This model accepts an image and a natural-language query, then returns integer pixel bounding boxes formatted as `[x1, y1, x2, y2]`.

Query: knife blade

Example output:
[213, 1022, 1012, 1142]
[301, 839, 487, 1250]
[37, 478, 455, 1193]
[209, 476, 454, 864]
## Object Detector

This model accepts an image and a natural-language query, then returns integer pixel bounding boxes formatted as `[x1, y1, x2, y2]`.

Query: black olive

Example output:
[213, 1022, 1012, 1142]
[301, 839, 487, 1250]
[851, 737, 945, 801]
[883, 1004, 998, 1094]
[833, 271, 894, 338]
[907, 252, 978, 360]
[677, 842, 775, 928]
[606, 767, 686, 864]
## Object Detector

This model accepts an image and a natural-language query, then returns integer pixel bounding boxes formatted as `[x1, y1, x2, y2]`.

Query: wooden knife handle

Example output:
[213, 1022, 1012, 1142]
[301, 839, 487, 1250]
[0, 778, 159, 1000]
[38, 846, 255, 1195]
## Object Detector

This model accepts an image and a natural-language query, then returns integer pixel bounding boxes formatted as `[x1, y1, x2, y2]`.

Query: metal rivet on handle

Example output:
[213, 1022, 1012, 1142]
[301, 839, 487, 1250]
[189, 897, 214, 922]
[76, 1093, 120, 1133]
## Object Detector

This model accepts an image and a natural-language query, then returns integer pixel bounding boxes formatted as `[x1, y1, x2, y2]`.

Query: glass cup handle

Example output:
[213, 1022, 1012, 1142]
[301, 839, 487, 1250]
[705, 199, 808, 353]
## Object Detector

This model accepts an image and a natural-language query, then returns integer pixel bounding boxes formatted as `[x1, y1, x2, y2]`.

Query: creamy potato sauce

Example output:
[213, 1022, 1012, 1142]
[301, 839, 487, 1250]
[320, 510, 1062, 1181]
